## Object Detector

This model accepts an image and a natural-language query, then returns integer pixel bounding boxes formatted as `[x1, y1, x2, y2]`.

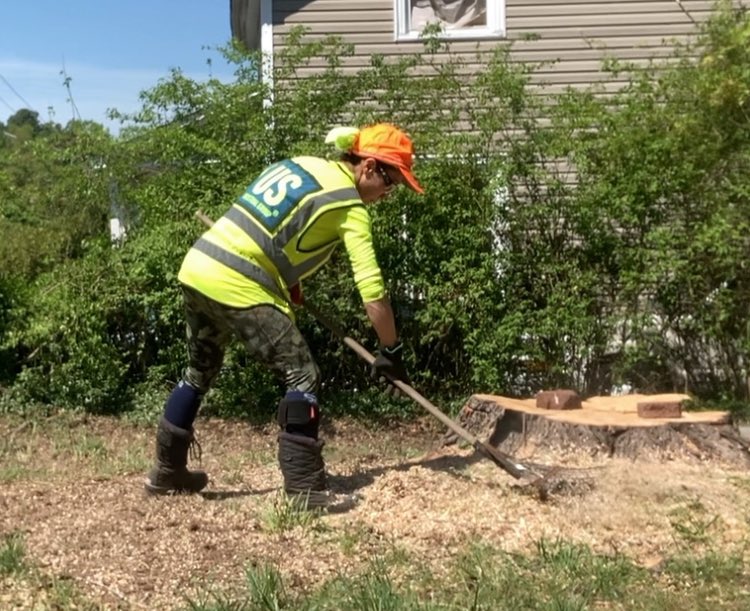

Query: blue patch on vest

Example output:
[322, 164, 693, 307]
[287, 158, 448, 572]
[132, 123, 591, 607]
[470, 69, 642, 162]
[237, 160, 321, 232]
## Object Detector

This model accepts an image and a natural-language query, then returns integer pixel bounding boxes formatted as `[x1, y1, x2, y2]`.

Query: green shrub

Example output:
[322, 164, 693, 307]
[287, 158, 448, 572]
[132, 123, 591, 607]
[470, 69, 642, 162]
[2, 3, 750, 415]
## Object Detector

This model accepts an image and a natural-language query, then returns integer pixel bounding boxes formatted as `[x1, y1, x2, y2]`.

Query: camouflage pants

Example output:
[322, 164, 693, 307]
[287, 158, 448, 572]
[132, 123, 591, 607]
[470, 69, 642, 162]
[180, 285, 320, 395]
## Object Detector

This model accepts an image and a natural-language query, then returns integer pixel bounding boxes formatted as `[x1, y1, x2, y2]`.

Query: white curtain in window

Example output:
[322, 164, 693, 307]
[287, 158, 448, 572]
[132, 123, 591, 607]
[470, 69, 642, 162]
[411, 0, 486, 29]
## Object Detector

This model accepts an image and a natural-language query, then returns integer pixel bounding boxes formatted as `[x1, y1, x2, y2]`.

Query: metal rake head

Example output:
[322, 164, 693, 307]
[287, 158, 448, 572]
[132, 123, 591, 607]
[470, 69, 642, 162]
[512, 465, 600, 501]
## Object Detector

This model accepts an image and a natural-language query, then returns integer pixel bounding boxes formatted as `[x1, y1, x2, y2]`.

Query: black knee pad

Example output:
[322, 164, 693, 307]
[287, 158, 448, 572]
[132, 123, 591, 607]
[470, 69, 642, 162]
[277, 391, 320, 439]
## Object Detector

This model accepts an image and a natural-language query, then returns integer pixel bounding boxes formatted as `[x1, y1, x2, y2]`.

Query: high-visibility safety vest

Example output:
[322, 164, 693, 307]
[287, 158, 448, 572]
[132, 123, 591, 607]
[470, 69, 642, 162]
[178, 156, 386, 316]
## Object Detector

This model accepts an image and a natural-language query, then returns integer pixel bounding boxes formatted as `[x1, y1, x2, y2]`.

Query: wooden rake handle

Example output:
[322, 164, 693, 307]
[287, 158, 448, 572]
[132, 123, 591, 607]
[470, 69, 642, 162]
[302, 300, 533, 480]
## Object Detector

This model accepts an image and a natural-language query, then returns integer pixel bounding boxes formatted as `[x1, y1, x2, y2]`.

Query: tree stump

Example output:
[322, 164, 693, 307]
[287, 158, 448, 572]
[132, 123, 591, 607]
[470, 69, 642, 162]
[443, 394, 750, 467]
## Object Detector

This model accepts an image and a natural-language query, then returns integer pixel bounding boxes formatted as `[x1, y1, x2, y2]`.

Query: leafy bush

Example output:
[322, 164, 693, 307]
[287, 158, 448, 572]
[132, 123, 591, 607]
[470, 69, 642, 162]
[566, 0, 750, 397]
[2, 2, 749, 416]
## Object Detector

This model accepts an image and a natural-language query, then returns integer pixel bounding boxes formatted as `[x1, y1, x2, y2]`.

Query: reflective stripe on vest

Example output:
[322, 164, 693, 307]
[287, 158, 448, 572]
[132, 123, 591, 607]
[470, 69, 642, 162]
[227, 186, 360, 286]
[192, 237, 284, 298]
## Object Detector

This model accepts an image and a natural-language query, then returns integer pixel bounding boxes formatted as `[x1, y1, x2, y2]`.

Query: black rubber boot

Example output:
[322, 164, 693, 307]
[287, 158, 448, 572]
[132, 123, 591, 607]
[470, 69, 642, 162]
[277, 431, 327, 509]
[144, 417, 208, 495]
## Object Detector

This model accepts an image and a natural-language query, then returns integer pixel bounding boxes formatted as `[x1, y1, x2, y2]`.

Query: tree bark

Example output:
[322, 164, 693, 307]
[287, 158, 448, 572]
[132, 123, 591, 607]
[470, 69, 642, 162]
[443, 394, 750, 467]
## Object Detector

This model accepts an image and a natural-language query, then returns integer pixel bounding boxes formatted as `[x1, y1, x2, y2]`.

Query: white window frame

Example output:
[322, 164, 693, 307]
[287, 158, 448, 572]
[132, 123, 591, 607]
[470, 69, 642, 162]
[394, 0, 505, 42]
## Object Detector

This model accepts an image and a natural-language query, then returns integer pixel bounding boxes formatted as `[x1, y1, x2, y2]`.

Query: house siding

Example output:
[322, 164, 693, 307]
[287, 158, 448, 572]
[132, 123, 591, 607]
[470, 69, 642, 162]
[271, 0, 736, 94]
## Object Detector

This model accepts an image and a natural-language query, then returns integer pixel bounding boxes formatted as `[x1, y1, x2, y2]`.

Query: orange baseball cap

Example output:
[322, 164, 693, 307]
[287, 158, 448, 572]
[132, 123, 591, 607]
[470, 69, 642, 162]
[352, 123, 424, 194]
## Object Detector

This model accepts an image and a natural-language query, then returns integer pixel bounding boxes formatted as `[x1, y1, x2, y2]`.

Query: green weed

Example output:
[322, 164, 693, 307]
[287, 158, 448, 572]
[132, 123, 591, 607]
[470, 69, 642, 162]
[309, 557, 423, 611]
[0, 533, 98, 608]
[0, 531, 27, 576]
[183, 536, 750, 611]
[345, 570, 405, 611]
[0, 462, 33, 483]
[184, 564, 287, 611]
[111, 446, 151, 475]
[337, 524, 373, 556]
[244, 563, 287, 610]
[71, 433, 108, 460]
[664, 550, 745, 585]
[668, 499, 720, 546]
[223, 469, 245, 486]
[260, 493, 321, 534]
[45, 575, 91, 609]
[185, 590, 247, 610]
[453, 539, 642, 610]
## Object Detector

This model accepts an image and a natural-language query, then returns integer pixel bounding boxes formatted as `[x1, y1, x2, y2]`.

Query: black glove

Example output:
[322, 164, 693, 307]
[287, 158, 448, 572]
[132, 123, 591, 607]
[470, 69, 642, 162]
[371, 342, 410, 398]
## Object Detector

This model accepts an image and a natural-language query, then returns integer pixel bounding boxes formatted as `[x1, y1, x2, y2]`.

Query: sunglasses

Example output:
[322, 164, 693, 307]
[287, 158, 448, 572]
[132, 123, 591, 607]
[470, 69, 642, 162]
[376, 164, 396, 192]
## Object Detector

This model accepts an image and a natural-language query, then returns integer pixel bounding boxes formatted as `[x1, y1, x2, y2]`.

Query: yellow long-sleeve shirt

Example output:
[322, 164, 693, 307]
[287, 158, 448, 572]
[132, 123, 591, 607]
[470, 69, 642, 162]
[178, 156, 385, 316]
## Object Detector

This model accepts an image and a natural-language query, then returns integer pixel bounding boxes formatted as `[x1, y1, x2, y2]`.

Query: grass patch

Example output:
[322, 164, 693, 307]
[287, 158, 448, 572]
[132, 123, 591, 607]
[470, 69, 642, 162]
[44, 575, 90, 609]
[0, 462, 36, 483]
[452, 539, 641, 610]
[112, 446, 152, 475]
[0, 532, 97, 608]
[337, 524, 376, 557]
[259, 493, 323, 534]
[244, 563, 287, 610]
[0, 412, 153, 480]
[664, 549, 744, 584]
[0, 419, 42, 482]
[334, 567, 415, 610]
[218, 449, 275, 486]
[668, 498, 721, 546]
[93, 445, 151, 478]
[71, 432, 108, 460]
[48, 428, 108, 461]
[184, 538, 750, 610]
[0, 532, 27, 576]
[186, 563, 287, 611]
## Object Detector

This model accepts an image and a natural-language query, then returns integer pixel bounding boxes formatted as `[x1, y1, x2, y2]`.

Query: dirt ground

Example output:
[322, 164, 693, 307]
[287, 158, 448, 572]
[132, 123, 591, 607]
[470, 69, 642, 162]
[1, 412, 750, 609]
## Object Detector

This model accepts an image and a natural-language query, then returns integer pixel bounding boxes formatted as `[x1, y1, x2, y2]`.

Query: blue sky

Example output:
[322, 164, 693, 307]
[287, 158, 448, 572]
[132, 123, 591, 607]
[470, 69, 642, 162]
[0, 1, 235, 134]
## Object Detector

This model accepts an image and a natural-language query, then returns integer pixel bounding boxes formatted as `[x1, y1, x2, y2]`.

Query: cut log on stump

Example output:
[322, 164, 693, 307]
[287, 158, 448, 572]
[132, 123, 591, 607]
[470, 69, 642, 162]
[536, 389, 582, 410]
[637, 401, 683, 418]
[443, 394, 749, 467]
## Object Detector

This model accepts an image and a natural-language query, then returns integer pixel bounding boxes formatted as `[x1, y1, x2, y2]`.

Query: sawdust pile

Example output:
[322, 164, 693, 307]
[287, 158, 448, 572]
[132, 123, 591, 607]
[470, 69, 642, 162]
[1, 415, 750, 608]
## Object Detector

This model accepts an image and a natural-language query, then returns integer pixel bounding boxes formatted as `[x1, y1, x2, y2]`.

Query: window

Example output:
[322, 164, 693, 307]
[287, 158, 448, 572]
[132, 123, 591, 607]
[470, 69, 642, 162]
[395, 0, 505, 41]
